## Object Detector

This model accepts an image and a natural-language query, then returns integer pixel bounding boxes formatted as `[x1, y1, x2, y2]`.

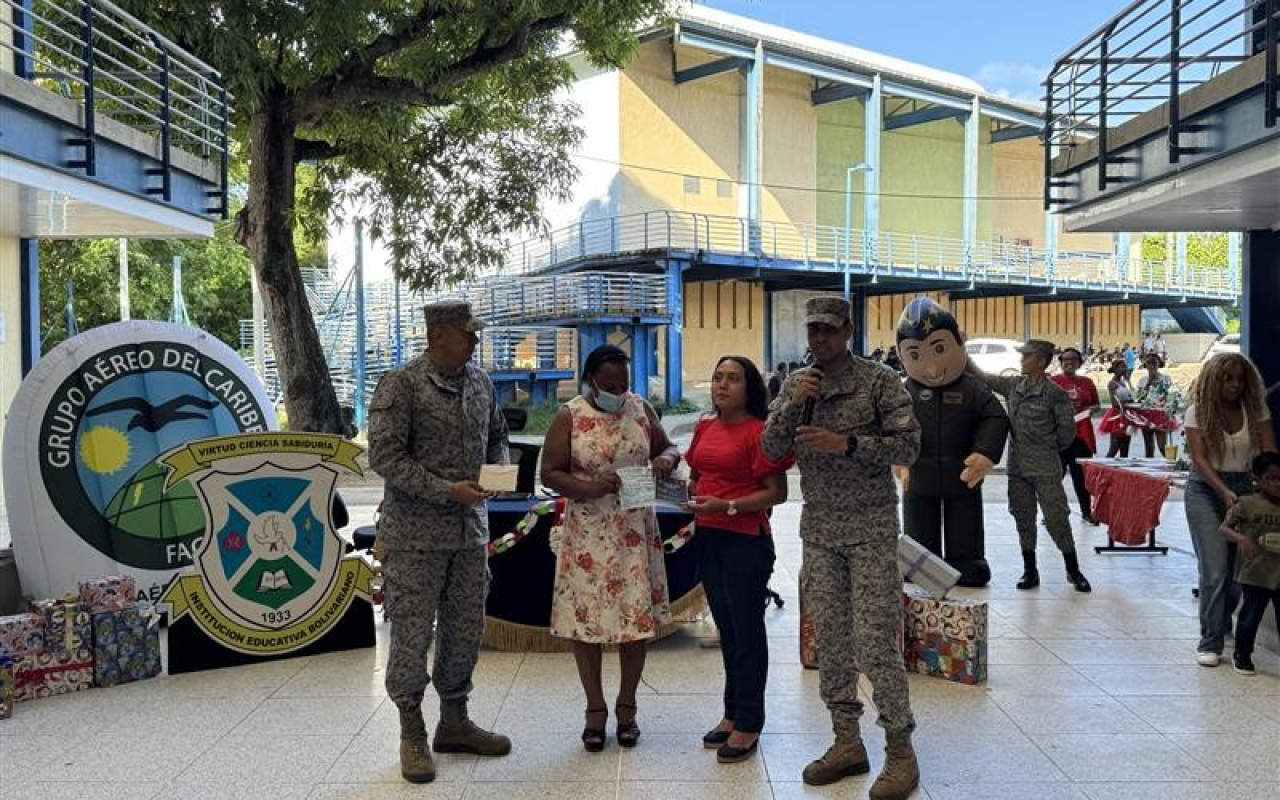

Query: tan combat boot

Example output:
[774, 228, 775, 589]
[801, 736, 871, 786]
[433, 698, 512, 756]
[399, 708, 436, 783]
[869, 735, 920, 800]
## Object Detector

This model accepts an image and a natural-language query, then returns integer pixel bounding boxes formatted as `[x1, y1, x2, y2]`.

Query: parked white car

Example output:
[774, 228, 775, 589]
[965, 338, 1024, 377]
[1202, 333, 1240, 361]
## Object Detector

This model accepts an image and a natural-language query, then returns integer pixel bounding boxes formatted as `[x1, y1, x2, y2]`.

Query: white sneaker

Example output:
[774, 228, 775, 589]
[1196, 651, 1220, 667]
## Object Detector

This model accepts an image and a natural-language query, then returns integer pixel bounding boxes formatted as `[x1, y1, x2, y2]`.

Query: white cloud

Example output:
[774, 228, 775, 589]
[972, 62, 1049, 104]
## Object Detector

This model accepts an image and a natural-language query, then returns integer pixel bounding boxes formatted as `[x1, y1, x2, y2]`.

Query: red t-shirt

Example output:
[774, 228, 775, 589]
[684, 416, 794, 535]
[1051, 374, 1100, 453]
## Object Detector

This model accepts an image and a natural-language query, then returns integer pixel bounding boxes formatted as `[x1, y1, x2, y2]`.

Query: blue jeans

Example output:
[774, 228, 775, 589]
[1184, 473, 1253, 653]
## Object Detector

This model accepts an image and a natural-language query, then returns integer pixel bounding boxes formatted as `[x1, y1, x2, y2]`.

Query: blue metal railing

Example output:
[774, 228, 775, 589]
[0, 0, 231, 214]
[496, 210, 1238, 300]
[1044, 0, 1278, 199]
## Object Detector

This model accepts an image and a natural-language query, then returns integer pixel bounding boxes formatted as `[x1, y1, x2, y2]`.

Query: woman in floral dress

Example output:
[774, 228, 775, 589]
[541, 345, 680, 752]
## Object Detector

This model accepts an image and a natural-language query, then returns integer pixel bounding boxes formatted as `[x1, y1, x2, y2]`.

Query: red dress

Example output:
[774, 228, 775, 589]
[1051, 374, 1099, 453]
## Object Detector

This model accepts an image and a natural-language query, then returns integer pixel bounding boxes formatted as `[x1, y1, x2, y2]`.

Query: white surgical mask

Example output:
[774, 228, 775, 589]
[593, 385, 626, 413]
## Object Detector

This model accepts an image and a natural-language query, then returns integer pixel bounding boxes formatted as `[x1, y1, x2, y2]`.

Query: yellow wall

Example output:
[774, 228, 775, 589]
[1027, 301, 1085, 347]
[682, 280, 766, 381]
[761, 65, 818, 228]
[953, 297, 1027, 342]
[1088, 305, 1143, 350]
[1, 236, 22, 420]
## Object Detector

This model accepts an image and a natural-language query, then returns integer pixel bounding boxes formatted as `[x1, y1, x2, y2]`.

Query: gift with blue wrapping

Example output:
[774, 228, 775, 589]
[92, 602, 161, 687]
[30, 596, 92, 659]
[901, 584, 988, 685]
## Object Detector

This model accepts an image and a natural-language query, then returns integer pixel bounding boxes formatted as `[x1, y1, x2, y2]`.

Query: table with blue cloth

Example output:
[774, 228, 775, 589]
[484, 498, 704, 651]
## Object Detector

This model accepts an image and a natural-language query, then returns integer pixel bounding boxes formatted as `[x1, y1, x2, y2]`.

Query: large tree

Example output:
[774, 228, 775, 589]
[120, 0, 666, 432]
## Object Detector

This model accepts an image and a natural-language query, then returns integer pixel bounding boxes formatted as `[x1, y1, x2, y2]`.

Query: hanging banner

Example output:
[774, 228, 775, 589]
[158, 432, 375, 669]
[2, 321, 276, 601]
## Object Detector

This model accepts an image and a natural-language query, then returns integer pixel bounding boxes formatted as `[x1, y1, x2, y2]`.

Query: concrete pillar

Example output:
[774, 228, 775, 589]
[962, 96, 980, 271]
[864, 75, 883, 262]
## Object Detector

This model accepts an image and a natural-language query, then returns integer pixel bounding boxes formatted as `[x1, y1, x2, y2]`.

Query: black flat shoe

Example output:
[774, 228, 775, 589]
[716, 737, 759, 764]
[703, 728, 731, 749]
[1068, 571, 1092, 593]
[616, 703, 640, 748]
[1016, 569, 1040, 590]
[582, 708, 607, 752]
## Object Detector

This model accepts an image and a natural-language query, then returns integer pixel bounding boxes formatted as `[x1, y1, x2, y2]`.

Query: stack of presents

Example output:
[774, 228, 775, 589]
[0, 575, 160, 719]
[800, 536, 988, 686]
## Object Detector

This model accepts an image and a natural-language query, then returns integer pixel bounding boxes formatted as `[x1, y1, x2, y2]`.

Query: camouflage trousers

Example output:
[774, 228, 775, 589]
[1007, 473, 1076, 554]
[383, 545, 489, 712]
[801, 536, 915, 738]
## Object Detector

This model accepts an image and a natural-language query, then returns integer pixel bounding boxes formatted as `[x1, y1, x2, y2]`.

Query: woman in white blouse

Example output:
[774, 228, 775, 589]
[1183, 353, 1277, 667]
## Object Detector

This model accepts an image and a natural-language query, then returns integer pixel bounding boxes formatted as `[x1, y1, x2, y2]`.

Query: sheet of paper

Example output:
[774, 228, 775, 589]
[618, 466, 655, 510]
[479, 464, 519, 493]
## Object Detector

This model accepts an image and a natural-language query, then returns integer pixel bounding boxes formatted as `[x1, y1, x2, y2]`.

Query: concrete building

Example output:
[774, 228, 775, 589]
[517, 5, 1234, 399]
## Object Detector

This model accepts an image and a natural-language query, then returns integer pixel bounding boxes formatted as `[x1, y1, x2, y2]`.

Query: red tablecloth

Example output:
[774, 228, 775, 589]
[1081, 461, 1174, 546]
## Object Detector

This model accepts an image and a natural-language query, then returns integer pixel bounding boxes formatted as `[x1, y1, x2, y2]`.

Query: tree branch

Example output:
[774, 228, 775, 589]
[298, 77, 449, 125]
[354, 2, 444, 69]
[433, 12, 574, 92]
[294, 138, 347, 163]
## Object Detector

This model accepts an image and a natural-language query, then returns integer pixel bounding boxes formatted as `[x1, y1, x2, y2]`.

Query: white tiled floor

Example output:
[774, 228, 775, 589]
[3, 493, 1279, 800]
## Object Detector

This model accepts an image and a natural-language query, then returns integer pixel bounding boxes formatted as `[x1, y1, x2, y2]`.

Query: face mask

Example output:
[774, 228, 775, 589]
[594, 386, 626, 413]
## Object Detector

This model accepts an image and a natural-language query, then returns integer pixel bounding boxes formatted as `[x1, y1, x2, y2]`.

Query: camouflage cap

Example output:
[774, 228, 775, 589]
[804, 296, 852, 328]
[423, 301, 486, 332]
[1018, 339, 1056, 361]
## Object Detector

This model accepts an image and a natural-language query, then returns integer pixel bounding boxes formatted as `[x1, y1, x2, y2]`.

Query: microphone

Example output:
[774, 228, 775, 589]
[800, 365, 824, 425]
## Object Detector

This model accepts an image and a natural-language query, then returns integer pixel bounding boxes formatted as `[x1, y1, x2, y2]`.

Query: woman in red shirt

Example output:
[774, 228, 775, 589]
[1050, 347, 1100, 523]
[685, 355, 793, 764]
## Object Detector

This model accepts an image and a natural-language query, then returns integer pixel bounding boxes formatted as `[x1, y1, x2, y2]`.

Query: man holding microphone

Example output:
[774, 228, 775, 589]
[763, 296, 922, 799]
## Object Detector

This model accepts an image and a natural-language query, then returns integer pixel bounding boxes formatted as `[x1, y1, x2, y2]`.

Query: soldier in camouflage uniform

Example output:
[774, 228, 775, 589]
[368, 301, 512, 784]
[971, 340, 1092, 593]
[763, 296, 922, 800]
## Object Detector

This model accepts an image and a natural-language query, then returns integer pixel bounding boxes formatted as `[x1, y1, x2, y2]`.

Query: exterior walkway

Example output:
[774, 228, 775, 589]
[2, 488, 1277, 799]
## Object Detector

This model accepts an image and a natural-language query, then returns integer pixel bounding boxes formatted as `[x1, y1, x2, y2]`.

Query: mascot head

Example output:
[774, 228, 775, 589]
[896, 298, 967, 388]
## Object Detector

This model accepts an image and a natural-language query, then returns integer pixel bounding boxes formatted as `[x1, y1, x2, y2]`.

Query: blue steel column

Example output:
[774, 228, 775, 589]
[664, 261, 685, 406]
[354, 221, 367, 431]
[1229, 232, 1241, 294]
[1240, 231, 1280, 421]
[13, 0, 33, 78]
[743, 41, 764, 251]
[1116, 232, 1131, 282]
[19, 239, 39, 373]
[631, 325, 652, 402]
[863, 75, 882, 265]
[763, 289, 774, 369]
[1044, 210, 1059, 280]
[854, 290, 868, 357]
[1176, 232, 1188, 288]
[961, 95, 980, 273]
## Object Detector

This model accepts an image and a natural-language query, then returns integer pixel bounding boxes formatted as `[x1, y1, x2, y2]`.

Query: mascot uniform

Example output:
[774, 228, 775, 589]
[895, 298, 1010, 587]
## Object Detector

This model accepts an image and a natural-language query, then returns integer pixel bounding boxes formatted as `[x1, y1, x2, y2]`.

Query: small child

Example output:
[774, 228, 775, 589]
[1217, 452, 1280, 675]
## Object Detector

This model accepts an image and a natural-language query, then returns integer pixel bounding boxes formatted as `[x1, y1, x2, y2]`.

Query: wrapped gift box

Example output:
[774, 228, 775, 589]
[897, 535, 961, 599]
[14, 649, 93, 702]
[92, 603, 161, 688]
[78, 575, 140, 612]
[0, 613, 45, 662]
[902, 586, 988, 685]
[1, 659, 14, 719]
[30, 597, 91, 658]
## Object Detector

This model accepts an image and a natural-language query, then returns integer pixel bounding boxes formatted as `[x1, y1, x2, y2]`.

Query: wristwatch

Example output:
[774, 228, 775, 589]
[727, 500, 739, 516]
[844, 436, 859, 457]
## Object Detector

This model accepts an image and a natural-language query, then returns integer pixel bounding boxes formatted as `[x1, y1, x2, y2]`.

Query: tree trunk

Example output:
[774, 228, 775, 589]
[244, 89, 342, 433]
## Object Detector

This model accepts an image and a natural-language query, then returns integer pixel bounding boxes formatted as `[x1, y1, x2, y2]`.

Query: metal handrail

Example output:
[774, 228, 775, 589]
[0, 0, 230, 213]
[491, 210, 1238, 298]
[1044, 0, 1279, 197]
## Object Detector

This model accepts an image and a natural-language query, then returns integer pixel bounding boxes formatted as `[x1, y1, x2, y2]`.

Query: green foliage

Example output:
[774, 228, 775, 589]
[39, 209, 327, 352]
[119, 0, 670, 291]
[1140, 233, 1230, 268]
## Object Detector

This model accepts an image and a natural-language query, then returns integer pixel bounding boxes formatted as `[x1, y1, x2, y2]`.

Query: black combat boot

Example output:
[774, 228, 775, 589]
[1016, 550, 1040, 590]
[1064, 551, 1092, 593]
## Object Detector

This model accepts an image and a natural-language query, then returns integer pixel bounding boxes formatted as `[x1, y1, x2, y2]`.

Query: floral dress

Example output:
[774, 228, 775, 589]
[550, 394, 671, 643]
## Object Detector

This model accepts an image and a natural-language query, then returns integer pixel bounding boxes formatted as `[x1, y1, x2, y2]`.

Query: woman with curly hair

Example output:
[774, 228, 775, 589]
[1183, 352, 1277, 666]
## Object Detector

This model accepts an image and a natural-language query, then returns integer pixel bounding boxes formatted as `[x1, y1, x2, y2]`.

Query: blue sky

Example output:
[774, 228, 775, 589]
[701, 0, 1129, 102]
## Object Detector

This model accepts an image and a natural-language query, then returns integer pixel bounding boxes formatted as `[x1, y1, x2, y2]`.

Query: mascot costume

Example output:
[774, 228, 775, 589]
[895, 298, 1009, 587]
